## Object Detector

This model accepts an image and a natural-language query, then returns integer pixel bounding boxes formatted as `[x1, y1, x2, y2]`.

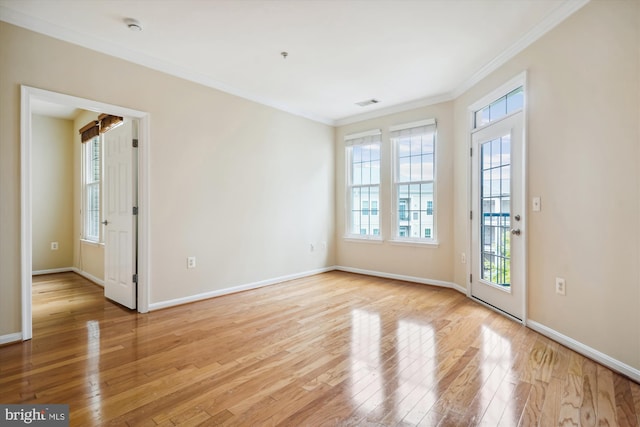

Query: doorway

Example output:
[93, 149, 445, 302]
[468, 73, 527, 322]
[20, 86, 151, 340]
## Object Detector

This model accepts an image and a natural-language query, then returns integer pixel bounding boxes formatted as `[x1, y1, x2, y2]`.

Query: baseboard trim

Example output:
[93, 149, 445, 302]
[32, 267, 74, 275]
[71, 268, 104, 287]
[0, 332, 22, 345]
[149, 266, 336, 311]
[335, 265, 467, 294]
[527, 320, 640, 383]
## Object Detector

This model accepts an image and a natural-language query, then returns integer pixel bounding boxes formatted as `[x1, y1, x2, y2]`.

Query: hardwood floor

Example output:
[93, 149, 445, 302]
[1, 272, 639, 426]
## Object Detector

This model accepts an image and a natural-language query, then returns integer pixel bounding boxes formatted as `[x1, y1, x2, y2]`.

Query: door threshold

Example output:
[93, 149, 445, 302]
[471, 295, 524, 325]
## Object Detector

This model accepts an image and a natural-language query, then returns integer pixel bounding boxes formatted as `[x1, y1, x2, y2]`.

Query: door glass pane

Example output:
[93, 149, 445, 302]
[480, 135, 511, 289]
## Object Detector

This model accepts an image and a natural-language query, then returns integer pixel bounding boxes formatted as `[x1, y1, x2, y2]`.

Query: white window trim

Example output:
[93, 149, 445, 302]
[344, 129, 382, 241]
[81, 135, 103, 243]
[390, 120, 439, 245]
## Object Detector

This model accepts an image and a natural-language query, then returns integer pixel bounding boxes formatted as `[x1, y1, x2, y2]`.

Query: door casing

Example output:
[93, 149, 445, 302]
[466, 72, 528, 325]
[20, 85, 151, 340]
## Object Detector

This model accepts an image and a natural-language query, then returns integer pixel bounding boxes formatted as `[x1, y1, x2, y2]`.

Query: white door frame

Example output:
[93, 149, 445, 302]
[20, 85, 151, 340]
[466, 71, 528, 325]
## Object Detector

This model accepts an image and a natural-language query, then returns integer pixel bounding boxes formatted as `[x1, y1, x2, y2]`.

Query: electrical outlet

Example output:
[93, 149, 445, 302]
[187, 256, 196, 269]
[555, 277, 566, 295]
[51, 242, 58, 250]
[461, 253, 466, 264]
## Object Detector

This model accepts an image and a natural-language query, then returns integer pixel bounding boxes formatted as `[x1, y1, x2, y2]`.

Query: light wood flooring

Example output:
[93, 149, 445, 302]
[1, 271, 639, 426]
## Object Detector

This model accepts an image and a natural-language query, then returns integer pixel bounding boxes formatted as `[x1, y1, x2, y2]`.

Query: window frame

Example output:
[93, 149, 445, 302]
[345, 129, 382, 241]
[82, 135, 103, 243]
[390, 119, 438, 246]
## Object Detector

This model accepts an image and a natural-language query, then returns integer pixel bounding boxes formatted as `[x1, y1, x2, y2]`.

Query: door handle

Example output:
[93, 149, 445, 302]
[510, 229, 521, 236]
[102, 220, 109, 226]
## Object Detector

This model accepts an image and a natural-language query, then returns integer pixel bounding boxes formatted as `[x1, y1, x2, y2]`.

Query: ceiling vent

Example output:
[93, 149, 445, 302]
[355, 99, 380, 107]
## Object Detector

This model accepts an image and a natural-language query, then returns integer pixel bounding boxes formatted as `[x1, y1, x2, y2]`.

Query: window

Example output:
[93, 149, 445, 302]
[346, 130, 381, 238]
[474, 87, 523, 128]
[83, 136, 101, 242]
[392, 119, 436, 242]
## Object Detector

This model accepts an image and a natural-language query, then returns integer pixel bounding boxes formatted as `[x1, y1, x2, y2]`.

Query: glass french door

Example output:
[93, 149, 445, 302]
[471, 112, 524, 320]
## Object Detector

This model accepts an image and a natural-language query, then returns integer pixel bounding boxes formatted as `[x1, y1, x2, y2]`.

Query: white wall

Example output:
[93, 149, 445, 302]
[31, 114, 74, 272]
[335, 1, 640, 371]
[451, 0, 640, 368]
[0, 21, 335, 336]
[335, 102, 455, 284]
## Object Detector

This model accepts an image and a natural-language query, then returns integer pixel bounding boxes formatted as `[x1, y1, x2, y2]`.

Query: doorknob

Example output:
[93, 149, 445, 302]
[510, 229, 521, 236]
[101, 220, 109, 226]
[514, 214, 521, 221]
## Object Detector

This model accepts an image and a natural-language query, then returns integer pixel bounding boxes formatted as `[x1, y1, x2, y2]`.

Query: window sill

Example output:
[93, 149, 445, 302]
[388, 239, 440, 248]
[80, 239, 104, 247]
[343, 236, 384, 244]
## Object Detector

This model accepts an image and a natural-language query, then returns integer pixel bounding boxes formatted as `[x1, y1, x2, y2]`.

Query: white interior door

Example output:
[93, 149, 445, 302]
[103, 119, 137, 309]
[471, 112, 524, 320]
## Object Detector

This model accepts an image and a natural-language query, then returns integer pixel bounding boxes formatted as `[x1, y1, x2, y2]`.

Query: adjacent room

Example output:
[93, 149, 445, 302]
[1, 0, 639, 425]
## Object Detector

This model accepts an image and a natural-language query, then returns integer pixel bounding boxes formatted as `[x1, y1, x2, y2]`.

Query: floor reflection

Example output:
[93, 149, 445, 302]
[85, 320, 103, 423]
[396, 319, 436, 424]
[350, 309, 383, 413]
[478, 324, 513, 424]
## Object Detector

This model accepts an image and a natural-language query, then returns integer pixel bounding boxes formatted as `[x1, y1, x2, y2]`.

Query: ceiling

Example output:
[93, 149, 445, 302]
[0, 0, 588, 125]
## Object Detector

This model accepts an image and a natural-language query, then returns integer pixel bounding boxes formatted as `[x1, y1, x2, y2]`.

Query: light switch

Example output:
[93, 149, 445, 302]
[532, 197, 541, 212]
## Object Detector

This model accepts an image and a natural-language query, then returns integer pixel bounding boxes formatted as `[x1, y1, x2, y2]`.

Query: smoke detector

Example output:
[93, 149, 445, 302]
[124, 18, 143, 32]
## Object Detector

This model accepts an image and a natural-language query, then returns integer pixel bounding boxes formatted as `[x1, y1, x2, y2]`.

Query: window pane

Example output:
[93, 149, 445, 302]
[421, 154, 433, 181]
[352, 145, 362, 163]
[410, 137, 421, 156]
[361, 162, 371, 185]
[369, 144, 380, 161]
[506, 87, 523, 113]
[367, 160, 378, 185]
[393, 124, 436, 240]
[347, 140, 380, 237]
[399, 156, 411, 182]
[352, 163, 362, 186]
[410, 155, 422, 181]
[489, 96, 507, 122]
[490, 138, 501, 169]
[421, 134, 434, 154]
[398, 140, 411, 157]
[475, 86, 523, 128]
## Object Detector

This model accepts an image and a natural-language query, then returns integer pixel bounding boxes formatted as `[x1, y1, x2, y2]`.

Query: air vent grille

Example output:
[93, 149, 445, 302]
[355, 99, 380, 107]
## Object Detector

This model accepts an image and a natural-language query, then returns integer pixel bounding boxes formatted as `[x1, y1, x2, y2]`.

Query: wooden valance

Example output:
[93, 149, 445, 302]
[99, 114, 123, 134]
[79, 120, 99, 143]
[79, 114, 124, 143]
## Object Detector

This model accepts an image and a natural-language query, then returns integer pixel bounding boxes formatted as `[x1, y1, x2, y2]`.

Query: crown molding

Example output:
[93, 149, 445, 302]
[451, 0, 590, 99]
[1, 0, 590, 128]
[335, 0, 590, 127]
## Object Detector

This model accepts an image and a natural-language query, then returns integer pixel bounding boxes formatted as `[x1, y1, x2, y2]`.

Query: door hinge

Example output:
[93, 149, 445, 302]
[133, 206, 138, 215]
[133, 274, 138, 284]
[470, 210, 473, 220]
[132, 138, 139, 148]
[470, 274, 473, 283]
